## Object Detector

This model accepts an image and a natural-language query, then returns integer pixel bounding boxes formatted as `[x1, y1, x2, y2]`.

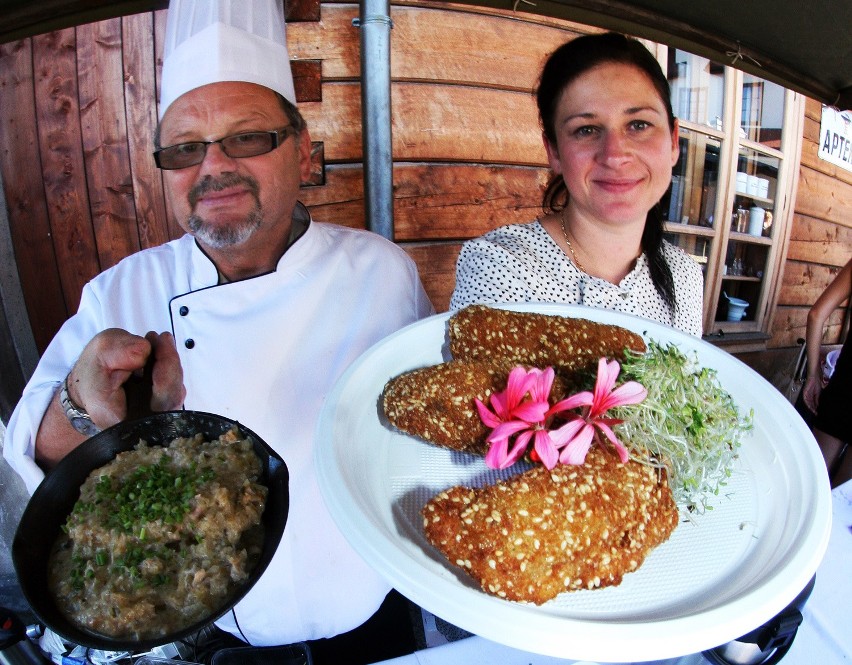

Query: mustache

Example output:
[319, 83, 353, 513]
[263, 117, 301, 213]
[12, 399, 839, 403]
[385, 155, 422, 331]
[188, 172, 260, 207]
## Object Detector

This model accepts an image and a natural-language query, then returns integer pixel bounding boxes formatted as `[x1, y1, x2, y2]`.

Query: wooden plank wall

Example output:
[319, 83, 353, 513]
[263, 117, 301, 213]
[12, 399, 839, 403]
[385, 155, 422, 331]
[769, 97, 852, 349]
[0, 1, 592, 356]
[294, 1, 589, 310]
[2, 0, 849, 373]
[736, 97, 852, 392]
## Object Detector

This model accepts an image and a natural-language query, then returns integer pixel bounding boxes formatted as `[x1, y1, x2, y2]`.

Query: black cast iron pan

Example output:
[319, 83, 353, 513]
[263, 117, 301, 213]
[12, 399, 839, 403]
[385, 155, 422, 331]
[12, 410, 289, 651]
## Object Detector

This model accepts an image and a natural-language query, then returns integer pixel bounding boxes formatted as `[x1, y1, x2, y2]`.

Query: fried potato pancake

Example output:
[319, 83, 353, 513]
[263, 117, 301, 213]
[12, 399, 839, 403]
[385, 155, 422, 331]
[448, 305, 647, 374]
[422, 446, 678, 604]
[383, 360, 574, 454]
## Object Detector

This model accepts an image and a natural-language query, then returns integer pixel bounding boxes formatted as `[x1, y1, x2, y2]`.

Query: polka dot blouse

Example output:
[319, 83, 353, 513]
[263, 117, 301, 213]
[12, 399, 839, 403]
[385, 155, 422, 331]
[450, 220, 705, 336]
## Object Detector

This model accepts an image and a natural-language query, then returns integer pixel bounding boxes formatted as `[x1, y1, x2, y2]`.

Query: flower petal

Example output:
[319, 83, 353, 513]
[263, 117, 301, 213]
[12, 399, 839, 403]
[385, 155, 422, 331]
[474, 398, 502, 428]
[558, 423, 595, 465]
[487, 420, 532, 445]
[505, 366, 536, 408]
[548, 417, 587, 448]
[591, 358, 620, 410]
[533, 430, 559, 470]
[528, 367, 556, 403]
[484, 437, 510, 469]
[597, 380, 647, 412]
[594, 421, 629, 463]
[485, 428, 530, 469]
[548, 391, 593, 416]
[505, 430, 533, 467]
[512, 400, 550, 423]
[596, 417, 624, 428]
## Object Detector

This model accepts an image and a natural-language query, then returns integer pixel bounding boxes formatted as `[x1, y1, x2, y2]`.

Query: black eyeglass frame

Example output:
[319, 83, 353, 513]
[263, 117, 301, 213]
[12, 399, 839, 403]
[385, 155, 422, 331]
[153, 126, 297, 170]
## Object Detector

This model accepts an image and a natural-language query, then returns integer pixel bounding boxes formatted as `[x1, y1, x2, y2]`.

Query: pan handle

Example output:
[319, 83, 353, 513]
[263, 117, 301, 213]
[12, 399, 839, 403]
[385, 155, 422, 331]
[124, 356, 154, 421]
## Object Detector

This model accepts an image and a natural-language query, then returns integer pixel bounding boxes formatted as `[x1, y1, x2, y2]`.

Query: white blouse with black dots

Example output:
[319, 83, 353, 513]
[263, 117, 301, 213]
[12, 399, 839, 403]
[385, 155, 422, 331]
[449, 220, 705, 337]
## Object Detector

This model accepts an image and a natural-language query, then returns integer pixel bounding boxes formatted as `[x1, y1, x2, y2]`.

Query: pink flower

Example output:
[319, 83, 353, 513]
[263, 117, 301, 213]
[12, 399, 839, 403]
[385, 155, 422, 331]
[475, 367, 554, 469]
[547, 357, 647, 466]
[475, 359, 646, 470]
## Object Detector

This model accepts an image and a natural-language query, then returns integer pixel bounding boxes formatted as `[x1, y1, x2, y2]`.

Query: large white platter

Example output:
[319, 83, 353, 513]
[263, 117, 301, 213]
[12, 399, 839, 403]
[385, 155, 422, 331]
[315, 303, 832, 662]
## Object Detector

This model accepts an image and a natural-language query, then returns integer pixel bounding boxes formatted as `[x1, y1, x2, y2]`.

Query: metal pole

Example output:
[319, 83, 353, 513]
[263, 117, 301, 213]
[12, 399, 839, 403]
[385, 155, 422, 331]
[354, 0, 393, 240]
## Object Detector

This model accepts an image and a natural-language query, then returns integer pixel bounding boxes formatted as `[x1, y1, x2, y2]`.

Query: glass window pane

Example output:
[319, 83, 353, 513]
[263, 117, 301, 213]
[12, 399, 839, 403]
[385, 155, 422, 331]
[740, 75, 785, 147]
[734, 149, 780, 238]
[716, 240, 769, 323]
[662, 130, 721, 228]
[667, 49, 725, 129]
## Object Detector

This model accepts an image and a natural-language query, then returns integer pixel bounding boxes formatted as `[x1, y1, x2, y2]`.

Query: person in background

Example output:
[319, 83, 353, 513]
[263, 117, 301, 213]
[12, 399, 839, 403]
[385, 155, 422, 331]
[2, 0, 432, 661]
[803, 257, 851, 487]
[450, 32, 704, 336]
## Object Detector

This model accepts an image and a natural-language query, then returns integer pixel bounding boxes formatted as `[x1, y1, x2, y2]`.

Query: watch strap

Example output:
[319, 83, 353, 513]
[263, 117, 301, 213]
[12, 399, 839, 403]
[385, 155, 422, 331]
[60, 373, 101, 436]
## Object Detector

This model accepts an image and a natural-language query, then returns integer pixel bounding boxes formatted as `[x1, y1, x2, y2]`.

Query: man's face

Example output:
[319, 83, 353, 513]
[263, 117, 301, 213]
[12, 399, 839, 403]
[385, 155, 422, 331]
[159, 82, 311, 264]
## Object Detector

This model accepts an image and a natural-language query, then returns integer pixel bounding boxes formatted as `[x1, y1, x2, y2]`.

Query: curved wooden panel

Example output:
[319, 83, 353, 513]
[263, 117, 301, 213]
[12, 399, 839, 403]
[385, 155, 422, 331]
[287, 4, 360, 78]
[390, 4, 580, 90]
[392, 162, 548, 239]
[302, 82, 545, 164]
[0, 38, 68, 351]
[289, 3, 589, 90]
[77, 18, 141, 269]
[402, 242, 462, 312]
[122, 12, 173, 249]
[32, 28, 99, 314]
[299, 162, 548, 239]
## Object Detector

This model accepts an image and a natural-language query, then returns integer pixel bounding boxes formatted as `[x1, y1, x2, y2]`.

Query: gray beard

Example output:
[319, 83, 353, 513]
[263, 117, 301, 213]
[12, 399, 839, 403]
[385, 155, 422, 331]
[188, 205, 263, 249]
[186, 172, 263, 249]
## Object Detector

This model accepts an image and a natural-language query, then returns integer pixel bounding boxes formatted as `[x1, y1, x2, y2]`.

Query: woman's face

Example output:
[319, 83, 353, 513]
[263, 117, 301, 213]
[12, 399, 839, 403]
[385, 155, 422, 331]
[544, 61, 679, 229]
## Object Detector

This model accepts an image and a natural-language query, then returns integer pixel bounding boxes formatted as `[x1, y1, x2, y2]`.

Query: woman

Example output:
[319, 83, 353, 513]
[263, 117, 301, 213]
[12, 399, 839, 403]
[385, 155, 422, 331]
[803, 257, 851, 486]
[450, 32, 704, 336]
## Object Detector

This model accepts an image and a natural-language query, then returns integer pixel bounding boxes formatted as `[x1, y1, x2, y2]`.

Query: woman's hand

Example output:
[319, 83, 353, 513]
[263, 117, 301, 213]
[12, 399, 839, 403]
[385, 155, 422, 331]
[802, 375, 822, 414]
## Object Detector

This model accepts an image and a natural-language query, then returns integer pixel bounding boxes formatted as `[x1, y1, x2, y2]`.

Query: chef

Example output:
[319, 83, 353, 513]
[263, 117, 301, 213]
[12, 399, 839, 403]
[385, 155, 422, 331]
[2, 0, 433, 659]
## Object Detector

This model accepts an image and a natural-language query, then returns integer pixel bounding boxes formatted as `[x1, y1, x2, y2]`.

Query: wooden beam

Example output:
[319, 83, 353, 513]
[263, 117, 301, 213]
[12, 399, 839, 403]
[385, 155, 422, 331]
[0, 1, 169, 44]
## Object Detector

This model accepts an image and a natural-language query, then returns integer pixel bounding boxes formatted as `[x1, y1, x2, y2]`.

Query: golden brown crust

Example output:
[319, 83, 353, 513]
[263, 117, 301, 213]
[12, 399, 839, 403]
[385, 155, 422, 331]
[382, 359, 573, 454]
[448, 305, 647, 375]
[422, 447, 679, 604]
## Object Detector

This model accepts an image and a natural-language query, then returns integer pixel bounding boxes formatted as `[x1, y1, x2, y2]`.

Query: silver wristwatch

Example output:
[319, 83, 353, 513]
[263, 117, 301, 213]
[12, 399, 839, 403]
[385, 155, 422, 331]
[59, 374, 101, 437]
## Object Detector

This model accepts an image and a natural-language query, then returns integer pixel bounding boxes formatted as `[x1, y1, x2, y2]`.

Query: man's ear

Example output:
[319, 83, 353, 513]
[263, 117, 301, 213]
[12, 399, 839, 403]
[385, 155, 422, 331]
[297, 129, 313, 184]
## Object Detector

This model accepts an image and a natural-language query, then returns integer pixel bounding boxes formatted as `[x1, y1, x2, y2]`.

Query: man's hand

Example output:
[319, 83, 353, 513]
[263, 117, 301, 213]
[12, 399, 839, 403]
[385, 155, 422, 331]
[146, 331, 186, 412]
[68, 329, 184, 428]
[36, 329, 186, 469]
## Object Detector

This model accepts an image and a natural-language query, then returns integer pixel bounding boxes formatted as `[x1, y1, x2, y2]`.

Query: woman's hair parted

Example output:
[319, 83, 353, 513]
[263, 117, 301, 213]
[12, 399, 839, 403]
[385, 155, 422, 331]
[537, 32, 678, 314]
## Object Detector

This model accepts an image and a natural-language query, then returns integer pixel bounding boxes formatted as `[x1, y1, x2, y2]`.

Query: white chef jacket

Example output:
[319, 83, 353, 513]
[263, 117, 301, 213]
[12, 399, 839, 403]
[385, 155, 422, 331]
[3, 213, 434, 645]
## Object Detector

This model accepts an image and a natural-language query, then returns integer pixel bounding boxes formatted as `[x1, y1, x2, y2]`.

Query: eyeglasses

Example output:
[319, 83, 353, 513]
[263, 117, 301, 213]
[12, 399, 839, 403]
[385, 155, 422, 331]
[153, 126, 297, 170]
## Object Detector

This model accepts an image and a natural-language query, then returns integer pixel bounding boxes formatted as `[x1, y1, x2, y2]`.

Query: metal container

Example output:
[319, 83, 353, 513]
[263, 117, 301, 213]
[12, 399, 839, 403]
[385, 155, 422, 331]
[12, 411, 289, 652]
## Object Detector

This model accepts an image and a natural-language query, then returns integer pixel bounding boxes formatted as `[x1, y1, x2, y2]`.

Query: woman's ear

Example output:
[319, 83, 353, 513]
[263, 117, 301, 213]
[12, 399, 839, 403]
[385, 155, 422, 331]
[543, 132, 562, 174]
[669, 118, 680, 167]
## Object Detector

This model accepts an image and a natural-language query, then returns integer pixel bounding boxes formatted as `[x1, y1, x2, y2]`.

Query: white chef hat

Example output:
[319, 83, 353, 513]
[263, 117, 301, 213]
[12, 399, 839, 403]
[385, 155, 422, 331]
[159, 0, 297, 120]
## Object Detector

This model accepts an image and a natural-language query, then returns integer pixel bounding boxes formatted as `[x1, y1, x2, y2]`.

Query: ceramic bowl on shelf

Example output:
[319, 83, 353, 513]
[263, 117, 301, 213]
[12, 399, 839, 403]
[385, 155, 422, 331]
[724, 293, 749, 321]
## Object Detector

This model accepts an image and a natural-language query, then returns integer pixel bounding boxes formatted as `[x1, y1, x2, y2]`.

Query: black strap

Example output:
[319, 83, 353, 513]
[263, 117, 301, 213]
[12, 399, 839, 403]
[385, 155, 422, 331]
[703, 576, 815, 665]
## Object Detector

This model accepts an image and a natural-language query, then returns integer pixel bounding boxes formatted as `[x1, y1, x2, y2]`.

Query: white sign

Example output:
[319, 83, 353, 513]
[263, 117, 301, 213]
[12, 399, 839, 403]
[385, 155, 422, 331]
[819, 106, 852, 173]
